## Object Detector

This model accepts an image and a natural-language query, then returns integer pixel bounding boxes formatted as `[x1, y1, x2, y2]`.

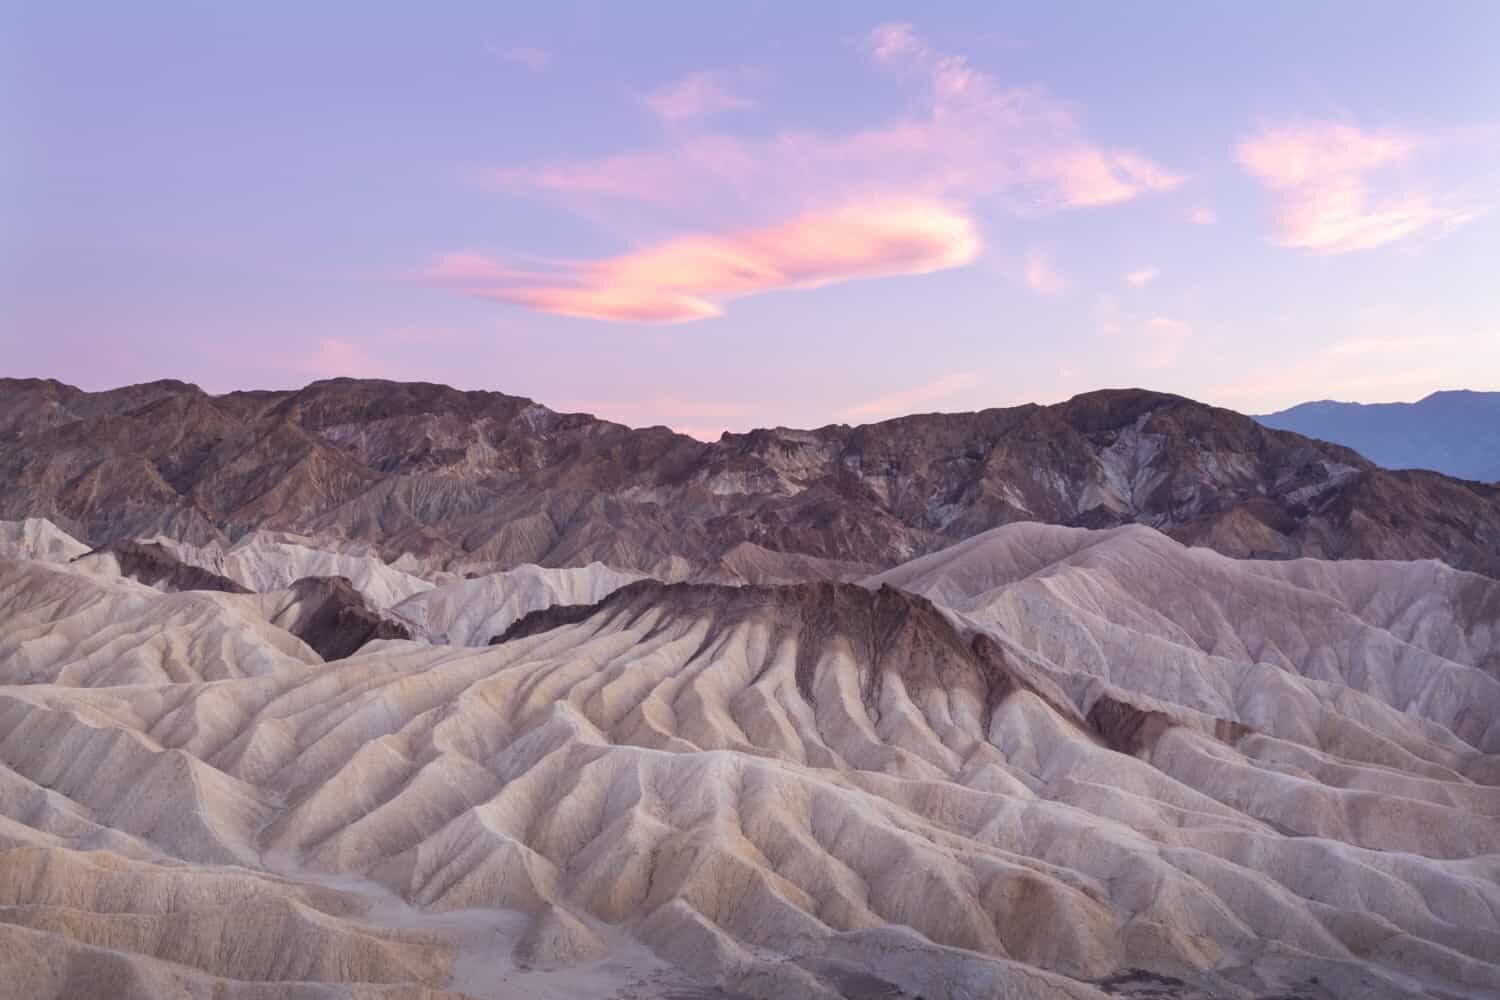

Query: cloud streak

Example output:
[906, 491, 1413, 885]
[1236, 121, 1478, 253]
[423, 198, 980, 322]
[644, 72, 752, 124]
[501, 24, 1183, 214]
[445, 23, 1183, 321]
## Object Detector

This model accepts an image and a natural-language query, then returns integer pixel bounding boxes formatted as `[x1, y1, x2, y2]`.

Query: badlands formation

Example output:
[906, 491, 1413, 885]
[1, 515, 1498, 999]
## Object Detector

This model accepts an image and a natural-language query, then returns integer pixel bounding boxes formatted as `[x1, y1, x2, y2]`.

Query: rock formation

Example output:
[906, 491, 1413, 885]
[0, 517, 1496, 998]
[4, 377, 1499, 581]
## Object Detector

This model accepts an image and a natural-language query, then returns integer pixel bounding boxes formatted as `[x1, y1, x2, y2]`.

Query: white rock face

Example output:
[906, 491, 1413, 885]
[868, 522, 1500, 753]
[1, 522, 1498, 1000]
[0, 518, 90, 564]
[390, 562, 644, 645]
[0, 558, 321, 684]
[212, 533, 436, 609]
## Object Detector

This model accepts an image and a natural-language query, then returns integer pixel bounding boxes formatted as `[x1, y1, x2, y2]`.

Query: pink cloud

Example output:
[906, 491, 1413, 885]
[644, 71, 753, 124]
[1236, 121, 1477, 253]
[1124, 266, 1159, 288]
[1044, 148, 1183, 208]
[1237, 122, 1412, 189]
[866, 22, 924, 65]
[423, 198, 981, 323]
[839, 372, 982, 421]
[482, 26, 1182, 218]
[1023, 247, 1066, 296]
[1186, 205, 1217, 225]
[421, 252, 528, 282]
[443, 24, 1183, 322]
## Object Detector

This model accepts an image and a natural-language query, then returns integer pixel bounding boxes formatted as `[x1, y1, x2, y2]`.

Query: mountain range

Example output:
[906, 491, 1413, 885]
[1257, 390, 1500, 484]
[4, 376, 1500, 999]
[4, 376, 1499, 580]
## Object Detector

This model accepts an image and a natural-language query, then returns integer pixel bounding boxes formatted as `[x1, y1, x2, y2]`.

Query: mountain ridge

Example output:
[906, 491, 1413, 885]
[1257, 389, 1500, 483]
[4, 376, 1499, 580]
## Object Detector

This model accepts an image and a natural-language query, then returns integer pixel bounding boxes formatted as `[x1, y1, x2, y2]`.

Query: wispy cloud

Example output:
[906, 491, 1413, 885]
[447, 24, 1183, 321]
[1236, 120, 1479, 253]
[1024, 247, 1066, 296]
[421, 198, 980, 322]
[839, 372, 982, 421]
[1124, 266, 1159, 288]
[644, 71, 753, 124]
[492, 45, 551, 72]
[1186, 205, 1217, 225]
[490, 28, 1182, 213]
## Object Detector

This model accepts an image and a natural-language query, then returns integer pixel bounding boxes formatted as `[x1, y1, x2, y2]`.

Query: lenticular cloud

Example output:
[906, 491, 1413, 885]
[426, 198, 982, 322]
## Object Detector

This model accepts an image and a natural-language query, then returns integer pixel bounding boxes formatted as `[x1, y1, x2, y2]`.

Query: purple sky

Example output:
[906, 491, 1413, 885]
[5, 3, 1500, 437]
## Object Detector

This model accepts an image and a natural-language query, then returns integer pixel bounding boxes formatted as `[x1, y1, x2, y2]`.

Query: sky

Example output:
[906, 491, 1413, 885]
[5, 2, 1500, 438]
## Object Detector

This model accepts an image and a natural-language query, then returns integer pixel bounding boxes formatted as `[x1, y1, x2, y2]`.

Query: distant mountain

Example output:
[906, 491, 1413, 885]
[1257, 390, 1500, 483]
[4, 377, 1500, 579]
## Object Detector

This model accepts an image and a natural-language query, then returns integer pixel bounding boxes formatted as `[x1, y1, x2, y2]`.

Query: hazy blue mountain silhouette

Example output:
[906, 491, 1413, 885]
[1257, 390, 1500, 483]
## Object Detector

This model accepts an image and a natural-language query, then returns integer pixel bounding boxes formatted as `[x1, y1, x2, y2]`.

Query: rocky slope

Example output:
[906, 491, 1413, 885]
[389, 562, 644, 646]
[1, 521, 1498, 998]
[4, 377, 1499, 580]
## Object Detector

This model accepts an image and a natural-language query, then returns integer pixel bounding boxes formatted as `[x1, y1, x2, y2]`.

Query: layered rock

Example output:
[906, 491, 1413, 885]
[1, 523, 1497, 998]
[4, 378, 1499, 581]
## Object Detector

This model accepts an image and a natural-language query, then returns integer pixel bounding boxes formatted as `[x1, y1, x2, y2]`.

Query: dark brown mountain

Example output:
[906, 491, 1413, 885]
[3, 376, 1498, 579]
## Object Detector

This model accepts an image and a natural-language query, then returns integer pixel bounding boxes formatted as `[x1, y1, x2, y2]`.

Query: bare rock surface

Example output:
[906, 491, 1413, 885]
[263, 575, 415, 661]
[72, 539, 251, 593]
[391, 562, 644, 645]
[1, 521, 1497, 998]
[4, 377, 1499, 581]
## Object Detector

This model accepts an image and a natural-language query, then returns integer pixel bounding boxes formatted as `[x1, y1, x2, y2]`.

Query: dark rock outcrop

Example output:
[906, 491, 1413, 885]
[78, 540, 249, 593]
[4, 377, 1499, 579]
[494, 578, 1087, 733]
[272, 576, 411, 660]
